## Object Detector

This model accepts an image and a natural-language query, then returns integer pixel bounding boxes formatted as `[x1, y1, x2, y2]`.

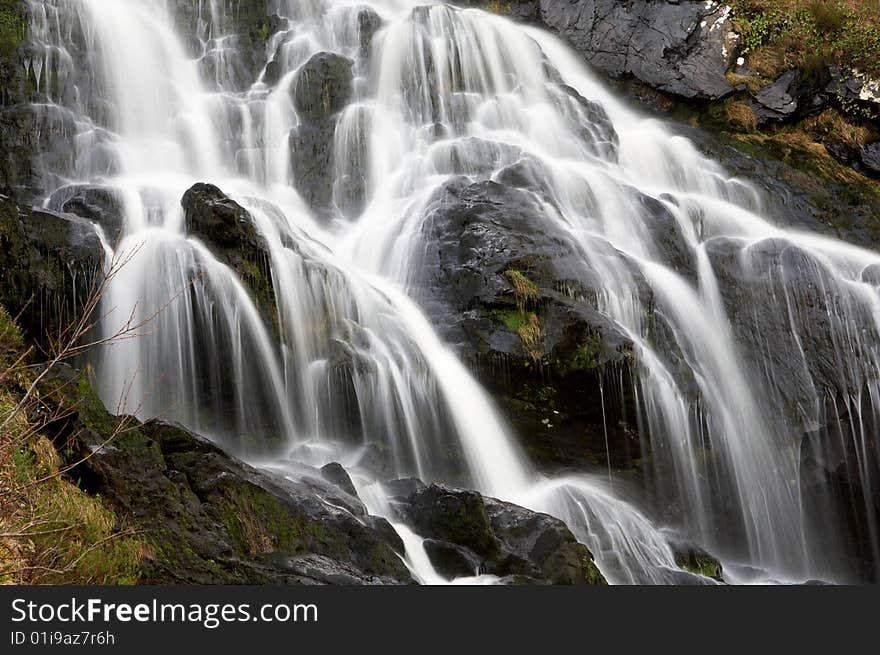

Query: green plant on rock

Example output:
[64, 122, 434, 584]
[504, 268, 539, 311]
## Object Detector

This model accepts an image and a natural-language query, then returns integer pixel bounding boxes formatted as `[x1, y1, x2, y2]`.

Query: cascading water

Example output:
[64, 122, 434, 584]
[22, 0, 880, 583]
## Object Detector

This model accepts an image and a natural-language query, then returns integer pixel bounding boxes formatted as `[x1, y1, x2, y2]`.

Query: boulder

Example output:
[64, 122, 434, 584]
[669, 539, 724, 582]
[396, 483, 606, 584]
[181, 182, 276, 322]
[292, 52, 354, 123]
[290, 52, 355, 213]
[320, 461, 359, 498]
[422, 539, 480, 578]
[413, 178, 688, 471]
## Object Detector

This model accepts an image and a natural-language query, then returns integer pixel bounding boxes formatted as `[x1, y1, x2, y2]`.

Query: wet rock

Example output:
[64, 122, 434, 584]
[356, 7, 383, 61]
[669, 539, 724, 582]
[407, 485, 496, 556]
[422, 539, 480, 578]
[181, 182, 276, 321]
[290, 52, 354, 213]
[292, 52, 354, 123]
[290, 121, 338, 212]
[320, 462, 359, 498]
[37, 364, 413, 585]
[683, 123, 880, 251]
[414, 178, 684, 471]
[537, 0, 739, 100]
[399, 483, 606, 584]
[383, 477, 427, 499]
[0, 199, 104, 347]
[47, 184, 125, 245]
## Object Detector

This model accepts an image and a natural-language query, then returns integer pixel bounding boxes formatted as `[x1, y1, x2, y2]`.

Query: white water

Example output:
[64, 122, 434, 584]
[24, 0, 880, 583]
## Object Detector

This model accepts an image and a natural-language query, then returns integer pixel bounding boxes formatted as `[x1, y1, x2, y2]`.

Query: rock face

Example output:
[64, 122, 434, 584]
[537, 0, 739, 100]
[393, 482, 606, 584]
[290, 52, 354, 213]
[0, 198, 105, 347]
[38, 364, 413, 585]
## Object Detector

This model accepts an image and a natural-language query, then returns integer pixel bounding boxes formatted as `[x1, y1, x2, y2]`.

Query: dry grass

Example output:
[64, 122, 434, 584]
[725, 100, 759, 132]
[0, 395, 148, 585]
[0, 246, 184, 585]
[726, 71, 768, 94]
[517, 312, 543, 362]
[504, 269, 539, 312]
[732, 0, 880, 80]
[801, 108, 879, 146]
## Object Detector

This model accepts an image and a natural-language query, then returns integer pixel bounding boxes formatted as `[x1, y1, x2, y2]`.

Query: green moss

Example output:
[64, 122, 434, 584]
[492, 308, 526, 333]
[580, 553, 607, 585]
[217, 482, 306, 557]
[551, 339, 603, 377]
[676, 550, 724, 582]
[0, 1, 27, 58]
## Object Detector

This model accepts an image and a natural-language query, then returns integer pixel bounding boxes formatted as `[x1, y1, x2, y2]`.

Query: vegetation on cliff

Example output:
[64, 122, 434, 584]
[0, 306, 147, 584]
[731, 0, 880, 82]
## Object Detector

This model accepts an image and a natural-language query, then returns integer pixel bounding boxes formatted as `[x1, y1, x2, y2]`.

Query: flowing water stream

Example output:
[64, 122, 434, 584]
[23, 0, 880, 583]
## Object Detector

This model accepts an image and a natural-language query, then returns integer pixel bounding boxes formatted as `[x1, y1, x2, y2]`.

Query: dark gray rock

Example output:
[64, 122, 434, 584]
[292, 52, 354, 123]
[0, 199, 105, 347]
[537, 0, 739, 100]
[47, 184, 125, 245]
[290, 52, 355, 214]
[825, 66, 880, 115]
[181, 182, 276, 320]
[751, 68, 830, 124]
[356, 7, 383, 62]
[753, 70, 799, 122]
[860, 142, 880, 179]
[412, 178, 688, 471]
[290, 121, 338, 212]
[320, 462, 359, 498]
[422, 539, 480, 578]
[399, 483, 606, 584]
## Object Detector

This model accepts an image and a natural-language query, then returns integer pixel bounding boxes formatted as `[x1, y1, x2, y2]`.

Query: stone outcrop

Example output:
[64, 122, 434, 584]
[390, 482, 606, 584]
[181, 182, 277, 322]
[411, 177, 694, 471]
[0, 198, 105, 347]
[290, 52, 355, 214]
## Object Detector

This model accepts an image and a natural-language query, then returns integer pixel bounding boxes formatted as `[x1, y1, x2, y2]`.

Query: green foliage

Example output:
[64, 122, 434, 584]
[731, 1, 880, 79]
[0, 1, 27, 58]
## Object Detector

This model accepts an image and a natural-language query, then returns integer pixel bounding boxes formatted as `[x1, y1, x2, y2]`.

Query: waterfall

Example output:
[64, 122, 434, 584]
[23, 0, 880, 584]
